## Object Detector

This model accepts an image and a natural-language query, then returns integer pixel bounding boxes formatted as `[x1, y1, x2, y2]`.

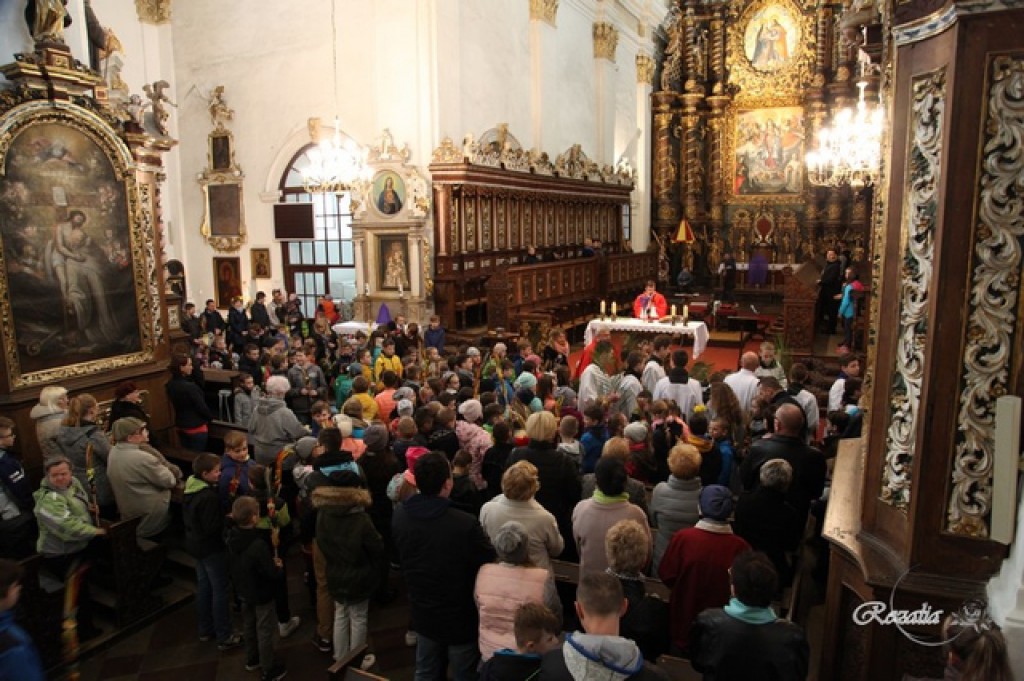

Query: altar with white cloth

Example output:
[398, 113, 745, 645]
[584, 318, 709, 358]
[332, 321, 375, 336]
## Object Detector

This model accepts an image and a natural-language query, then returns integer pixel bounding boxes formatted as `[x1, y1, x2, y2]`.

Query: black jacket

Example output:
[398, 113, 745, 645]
[620, 577, 671, 663]
[392, 494, 495, 645]
[166, 375, 213, 430]
[690, 608, 809, 681]
[740, 435, 826, 519]
[107, 399, 150, 430]
[733, 487, 803, 585]
[226, 525, 280, 605]
[250, 302, 272, 329]
[182, 478, 224, 559]
[0, 451, 33, 512]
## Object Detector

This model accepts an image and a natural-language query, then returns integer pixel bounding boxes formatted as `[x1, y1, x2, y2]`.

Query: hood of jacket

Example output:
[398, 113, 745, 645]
[57, 424, 97, 450]
[30, 404, 64, 422]
[184, 475, 212, 496]
[402, 492, 450, 520]
[254, 396, 288, 417]
[562, 633, 644, 681]
[36, 476, 84, 497]
[312, 485, 371, 510]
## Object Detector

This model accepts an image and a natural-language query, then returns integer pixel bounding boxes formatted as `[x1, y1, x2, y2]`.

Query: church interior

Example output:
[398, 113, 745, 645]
[1, 0, 1023, 679]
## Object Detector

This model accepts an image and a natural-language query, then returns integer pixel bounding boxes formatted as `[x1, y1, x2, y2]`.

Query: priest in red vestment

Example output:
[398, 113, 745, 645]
[633, 280, 668, 320]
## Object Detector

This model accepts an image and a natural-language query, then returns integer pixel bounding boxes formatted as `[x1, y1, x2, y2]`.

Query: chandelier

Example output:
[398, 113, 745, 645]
[300, 0, 370, 193]
[806, 61, 884, 190]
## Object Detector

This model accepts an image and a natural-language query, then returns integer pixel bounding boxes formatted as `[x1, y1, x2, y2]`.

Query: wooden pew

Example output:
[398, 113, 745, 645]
[657, 654, 701, 681]
[16, 554, 63, 670]
[92, 515, 166, 628]
[550, 559, 670, 601]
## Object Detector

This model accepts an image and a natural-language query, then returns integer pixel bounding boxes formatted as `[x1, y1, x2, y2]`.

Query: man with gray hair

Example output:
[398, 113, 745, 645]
[740, 404, 826, 527]
[723, 352, 761, 414]
[734, 459, 803, 585]
[248, 375, 307, 465]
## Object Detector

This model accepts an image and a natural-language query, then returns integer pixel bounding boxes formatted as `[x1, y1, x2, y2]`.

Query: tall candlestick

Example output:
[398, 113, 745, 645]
[683, 304, 689, 320]
[611, 302, 617, 316]
[671, 304, 677, 317]
[600, 300, 606, 315]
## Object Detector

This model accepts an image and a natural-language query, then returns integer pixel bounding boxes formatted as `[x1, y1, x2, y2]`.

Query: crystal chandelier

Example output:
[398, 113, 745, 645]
[806, 57, 884, 190]
[301, 0, 370, 193]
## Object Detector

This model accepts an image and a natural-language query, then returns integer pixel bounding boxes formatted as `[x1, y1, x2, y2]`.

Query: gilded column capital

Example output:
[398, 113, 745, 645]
[636, 53, 656, 86]
[135, 0, 171, 24]
[529, 0, 559, 26]
[593, 22, 618, 62]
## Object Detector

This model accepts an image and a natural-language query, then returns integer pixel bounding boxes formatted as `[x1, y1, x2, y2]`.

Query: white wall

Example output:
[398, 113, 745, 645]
[1, 0, 667, 305]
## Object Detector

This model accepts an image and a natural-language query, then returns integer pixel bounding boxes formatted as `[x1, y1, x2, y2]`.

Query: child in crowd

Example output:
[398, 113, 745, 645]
[423, 315, 446, 355]
[652, 401, 689, 483]
[350, 377, 379, 422]
[314, 467, 384, 667]
[238, 344, 263, 385]
[449, 449, 482, 516]
[375, 371, 399, 422]
[557, 415, 583, 469]
[481, 422, 515, 502]
[392, 416, 420, 470]
[478, 602, 561, 681]
[428, 408, 460, 460]
[482, 403, 505, 435]
[706, 417, 735, 489]
[356, 348, 375, 387]
[0, 559, 45, 681]
[580, 404, 609, 474]
[623, 421, 657, 484]
[220, 430, 256, 510]
[227, 496, 288, 681]
[183, 453, 241, 650]
[249, 465, 301, 640]
[234, 373, 262, 426]
[333, 363, 362, 412]
[310, 400, 332, 437]
[374, 340, 403, 391]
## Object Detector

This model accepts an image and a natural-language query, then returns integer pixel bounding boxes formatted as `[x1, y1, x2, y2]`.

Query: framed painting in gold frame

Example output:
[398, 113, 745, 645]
[251, 247, 271, 279]
[0, 100, 157, 388]
[723, 105, 806, 203]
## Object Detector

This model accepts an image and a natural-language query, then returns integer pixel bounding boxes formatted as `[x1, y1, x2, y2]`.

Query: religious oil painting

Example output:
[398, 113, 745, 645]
[213, 257, 243, 309]
[743, 5, 800, 72]
[372, 170, 405, 217]
[0, 114, 149, 386]
[251, 247, 271, 279]
[733, 107, 805, 197]
[378, 235, 410, 292]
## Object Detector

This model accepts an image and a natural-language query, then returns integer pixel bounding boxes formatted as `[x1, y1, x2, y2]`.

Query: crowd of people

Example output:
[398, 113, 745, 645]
[0, 286, 1012, 681]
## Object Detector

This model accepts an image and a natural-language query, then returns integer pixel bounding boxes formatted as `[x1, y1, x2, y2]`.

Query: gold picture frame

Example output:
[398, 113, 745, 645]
[251, 247, 271, 279]
[723, 104, 808, 204]
[199, 126, 245, 252]
[0, 100, 158, 388]
[726, 0, 816, 103]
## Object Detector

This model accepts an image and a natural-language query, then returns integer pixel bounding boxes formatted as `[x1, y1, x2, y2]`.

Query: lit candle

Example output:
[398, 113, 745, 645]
[611, 302, 617, 316]
[600, 300, 606, 315]
[683, 304, 689, 319]
[364, 282, 370, 296]
[671, 304, 677, 317]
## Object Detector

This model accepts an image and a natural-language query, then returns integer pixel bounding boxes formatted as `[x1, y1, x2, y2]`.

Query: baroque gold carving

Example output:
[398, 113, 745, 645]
[431, 137, 463, 164]
[135, 0, 171, 24]
[949, 56, 1024, 537]
[636, 53, 656, 86]
[529, 0, 558, 25]
[726, 0, 816, 103]
[593, 22, 619, 62]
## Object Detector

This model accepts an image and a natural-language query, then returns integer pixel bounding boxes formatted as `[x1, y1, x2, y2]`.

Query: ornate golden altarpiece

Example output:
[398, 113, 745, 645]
[652, 0, 874, 279]
[0, 41, 174, 474]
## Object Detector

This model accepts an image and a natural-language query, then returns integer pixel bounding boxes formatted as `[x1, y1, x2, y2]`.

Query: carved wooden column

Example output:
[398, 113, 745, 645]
[821, 4, 1024, 680]
[651, 91, 681, 233]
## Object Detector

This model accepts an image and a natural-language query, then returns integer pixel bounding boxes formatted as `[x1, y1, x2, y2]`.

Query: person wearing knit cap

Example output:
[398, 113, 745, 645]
[396, 399, 415, 418]
[108, 381, 150, 429]
[474, 521, 561, 661]
[455, 400, 491, 489]
[622, 422, 657, 485]
[658, 484, 751, 655]
[362, 424, 389, 454]
[108, 417, 182, 538]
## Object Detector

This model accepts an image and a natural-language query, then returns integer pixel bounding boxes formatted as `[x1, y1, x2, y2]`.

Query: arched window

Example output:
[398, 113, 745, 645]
[278, 145, 356, 316]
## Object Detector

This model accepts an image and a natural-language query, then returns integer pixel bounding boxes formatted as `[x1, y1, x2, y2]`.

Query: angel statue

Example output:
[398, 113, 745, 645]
[143, 80, 177, 137]
[208, 86, 234, 130]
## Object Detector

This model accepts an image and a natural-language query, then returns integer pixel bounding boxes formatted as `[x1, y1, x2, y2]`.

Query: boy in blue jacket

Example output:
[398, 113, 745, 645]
[0, 558, 44, 681]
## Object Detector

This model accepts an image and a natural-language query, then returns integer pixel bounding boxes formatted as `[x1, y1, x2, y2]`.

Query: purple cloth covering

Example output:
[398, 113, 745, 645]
[748, 252, 769, 285]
